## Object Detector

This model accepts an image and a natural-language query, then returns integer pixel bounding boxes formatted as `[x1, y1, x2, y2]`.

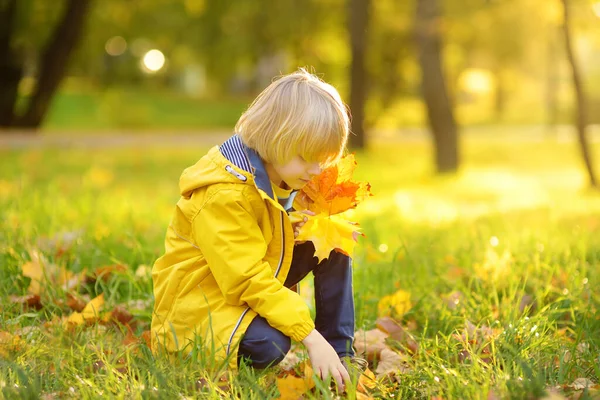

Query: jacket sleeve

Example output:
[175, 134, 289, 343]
[192, 188, 315, 342]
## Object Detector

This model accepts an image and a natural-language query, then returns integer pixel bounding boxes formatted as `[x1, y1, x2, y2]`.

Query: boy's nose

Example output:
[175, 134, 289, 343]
[308, 163, 322, 177]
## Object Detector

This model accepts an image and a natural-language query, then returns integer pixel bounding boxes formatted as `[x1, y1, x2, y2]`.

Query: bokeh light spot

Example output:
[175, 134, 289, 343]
[105, 36, 127, 56]
[142, 49, 166, 73]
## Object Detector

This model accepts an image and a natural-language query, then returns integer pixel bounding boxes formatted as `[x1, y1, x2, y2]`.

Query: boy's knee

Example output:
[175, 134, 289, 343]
[255, 334, 291, 368]
[239, 329, 291, 369]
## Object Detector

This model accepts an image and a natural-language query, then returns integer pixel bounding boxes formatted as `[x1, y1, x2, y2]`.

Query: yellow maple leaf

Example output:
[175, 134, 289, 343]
[293, 213, 362, 262]
[358, 368, 377, 393]
[66, 294, 105, 326]
[276, 361, 315, 399]
[22, 261, 44, 295]
[377, 290, 412, 318]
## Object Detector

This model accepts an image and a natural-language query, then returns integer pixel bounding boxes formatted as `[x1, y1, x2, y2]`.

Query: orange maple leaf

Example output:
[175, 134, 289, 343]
[291, 154, 371, 261]
[295, 154, 372, 216]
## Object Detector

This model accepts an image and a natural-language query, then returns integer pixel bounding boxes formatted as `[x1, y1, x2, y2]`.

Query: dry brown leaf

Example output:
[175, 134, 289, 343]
[110, 305, 134, 325]
[443, 291, 464, 310]
[354, 329, 389, 362]
[375, 348, 410, 378]
[569, 378, 597, 390]
[9, 294, 42, 310]
[278, 350, 302, 372]
[376, 316, 419, 355]
[88, 264, 128, 283]
[141, 330, 152, 348]
[66, 293, 87, 312]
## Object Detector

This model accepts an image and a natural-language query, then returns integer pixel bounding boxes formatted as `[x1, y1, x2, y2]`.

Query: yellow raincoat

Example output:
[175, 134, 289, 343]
[151, 136, 315, 369]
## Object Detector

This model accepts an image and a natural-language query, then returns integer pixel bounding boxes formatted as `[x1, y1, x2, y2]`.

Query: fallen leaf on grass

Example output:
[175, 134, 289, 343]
[103, 305, 134, 326]
[443, 291, 464, 310]
[37, 230, 83, 259]
[9, 294, 42, 310]
[376, 317, 419, 355]
[569, 378, 598, 390]
[377, 289, 412, 318]
[357, 368, 377, 393]
[453, 320, 501, 364]
[66, 294, 104, 326]
[276, 361, 315, 399]
[141, 330, 152, 348]
[278, 349, 302, 372]
[356, 393, 376, 400]
[21, 251, 45, 295]
[87, 264, 128, 283]
[375, 348, 410, 378]
[354, 329, 389, 362]
[66, 293, 88, 312]
[0, 331, 24, 357]
[20, 250, 86, 295]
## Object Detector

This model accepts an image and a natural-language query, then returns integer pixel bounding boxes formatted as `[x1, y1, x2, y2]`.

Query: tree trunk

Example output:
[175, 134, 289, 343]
[415, 0, 459, 173]
[16, 0, 93, 129]
[545, 28, 559, 135]
[494, 68, 505, 122]
[561, 0, 597, 188]
[0, 0, 22, 127]
[348, 0, 369, 149]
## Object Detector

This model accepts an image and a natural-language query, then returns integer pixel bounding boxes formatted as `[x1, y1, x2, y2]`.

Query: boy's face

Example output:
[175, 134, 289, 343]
[267, 156, 322, 190]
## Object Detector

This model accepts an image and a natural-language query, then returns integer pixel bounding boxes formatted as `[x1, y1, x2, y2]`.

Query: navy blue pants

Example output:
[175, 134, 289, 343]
[237, 242, 355, 369]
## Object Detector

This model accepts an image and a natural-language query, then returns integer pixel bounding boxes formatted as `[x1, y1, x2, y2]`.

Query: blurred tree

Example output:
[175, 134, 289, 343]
[348, 0, 370, 149]
[17, 0, 93, 128]
[415, 0, 459, 173]
[0, 0, 21, 127]
[0, 0, 93, 130]
[560, 0, 597, 188]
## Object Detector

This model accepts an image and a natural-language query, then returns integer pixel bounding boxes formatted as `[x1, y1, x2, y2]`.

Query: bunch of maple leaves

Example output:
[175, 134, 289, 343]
[290, 154, 372, 262]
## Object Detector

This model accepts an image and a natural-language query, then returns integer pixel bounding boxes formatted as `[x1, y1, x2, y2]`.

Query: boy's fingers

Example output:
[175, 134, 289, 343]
[332, 370, 345, 392]
[340, 366, 351, 385]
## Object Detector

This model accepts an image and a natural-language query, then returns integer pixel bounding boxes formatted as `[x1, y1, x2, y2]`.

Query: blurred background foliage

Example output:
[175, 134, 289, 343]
[2, 0, 598, 131]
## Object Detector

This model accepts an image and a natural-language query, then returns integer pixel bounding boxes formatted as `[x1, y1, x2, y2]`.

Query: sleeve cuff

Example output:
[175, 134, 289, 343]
[289, 320, 316, 342]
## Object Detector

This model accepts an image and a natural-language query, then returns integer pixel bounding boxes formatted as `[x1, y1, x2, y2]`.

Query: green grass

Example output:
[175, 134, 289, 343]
[38, 84, 600, 132]
[41, 88, 249, 131]
[1, 138, 599, 399]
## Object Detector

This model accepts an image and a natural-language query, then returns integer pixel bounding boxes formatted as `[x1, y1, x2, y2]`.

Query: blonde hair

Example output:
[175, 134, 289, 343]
[235, 68, 350, 166]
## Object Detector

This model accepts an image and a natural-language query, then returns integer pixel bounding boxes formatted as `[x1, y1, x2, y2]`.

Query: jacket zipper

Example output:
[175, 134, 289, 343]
[226, 210, 286, 356]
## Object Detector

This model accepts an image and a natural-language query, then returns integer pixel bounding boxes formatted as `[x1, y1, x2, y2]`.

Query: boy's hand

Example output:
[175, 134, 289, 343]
[290, 210, 315, 241]
[302, 329, 351, 392]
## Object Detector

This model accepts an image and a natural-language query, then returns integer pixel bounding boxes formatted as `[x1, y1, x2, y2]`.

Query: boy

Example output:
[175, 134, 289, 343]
[151, 69, 363, 391]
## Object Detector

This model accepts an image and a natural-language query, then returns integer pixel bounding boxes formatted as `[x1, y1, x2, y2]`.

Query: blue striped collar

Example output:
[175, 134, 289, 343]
[219, 134, 274, 199]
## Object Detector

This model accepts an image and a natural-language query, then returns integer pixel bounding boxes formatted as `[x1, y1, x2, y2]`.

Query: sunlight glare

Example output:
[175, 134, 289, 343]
[490, 236, 499, 247]
[378, 243, 389, 253]
[459, 68, 494, 94]
[593, 2, 600, 17]
[142, 49, 166, 73]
